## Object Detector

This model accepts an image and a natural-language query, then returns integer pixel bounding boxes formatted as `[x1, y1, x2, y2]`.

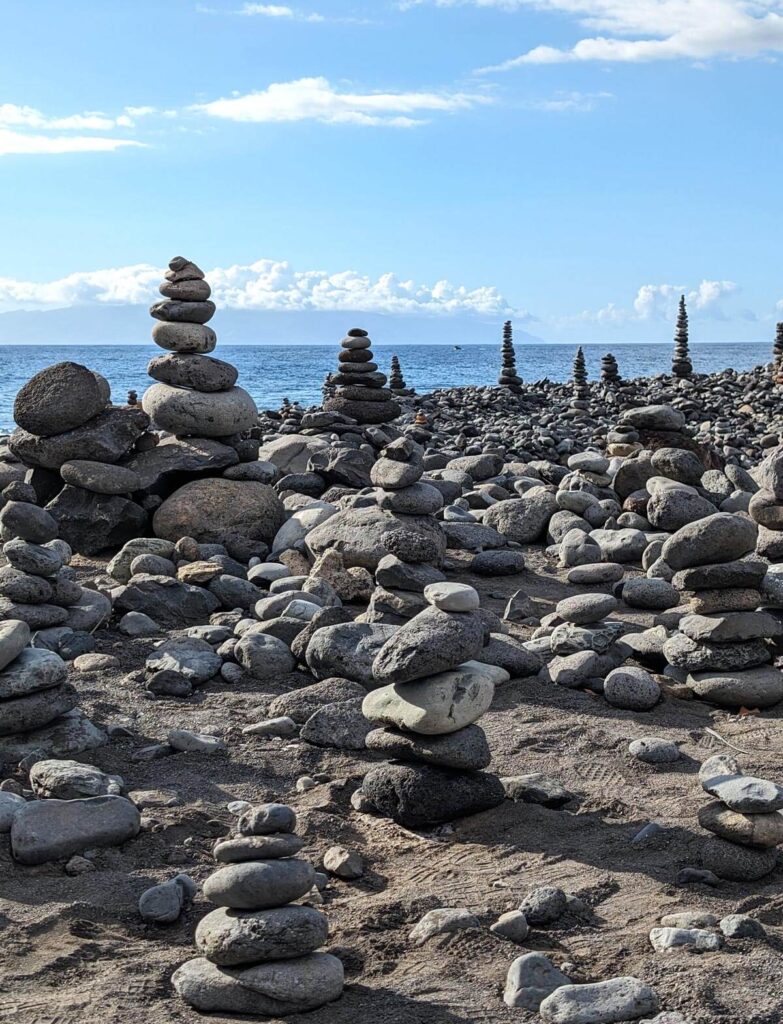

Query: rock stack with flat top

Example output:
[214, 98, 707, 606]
[498, 320, 522, 393]
[367, 437, 446, 623]
[773, 322, 783, 379]
[172, 802, 344, 1016]
[661, 512, 783, 710]
[142, 257, 258, 441]
[360, 582, 507, 826]
[323, 328, 400, 425]
[697, 754, 783, 881]
[601, 353, 621, 385]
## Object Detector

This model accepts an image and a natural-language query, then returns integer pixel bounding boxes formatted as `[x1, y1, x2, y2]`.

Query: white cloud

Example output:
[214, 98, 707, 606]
[409, 1, 783, 68]
[524, 90, 613, 111]
[192, 76, 491, 127]
[0, 103, 149, 157]
[0, 259, 512, 317]
[633, 280, 738, 319]
[238, 3, 325, 19]
[0, 129, 144, 157]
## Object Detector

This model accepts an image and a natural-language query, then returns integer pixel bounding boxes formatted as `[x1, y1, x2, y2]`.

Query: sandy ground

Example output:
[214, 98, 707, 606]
[1, 548, 782, 1024]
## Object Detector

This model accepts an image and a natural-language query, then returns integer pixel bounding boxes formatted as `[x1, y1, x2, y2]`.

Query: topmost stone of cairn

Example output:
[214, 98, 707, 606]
[142, 256, 258, 437]
[323, 328, 401, 425]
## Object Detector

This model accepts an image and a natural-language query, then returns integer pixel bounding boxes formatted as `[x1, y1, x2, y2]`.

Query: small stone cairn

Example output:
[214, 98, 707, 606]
[672, 294, 693, 378]
[600, 352, 621, 385]
[360, 582, 507, 827]
[565, 347, 589, 419]
[172, 802, 344, 1015]
[142, 257, 258, 441]
[498, 320, 523, 393]
[773, 322, 783, 379]
[367, 437, 446, 623]
[661, 512, 783, 710]
[697, 754, 783, 882]
[0, 618, 104, 765]
[323, 328, 400, 425]
[388, 354, 413, 396]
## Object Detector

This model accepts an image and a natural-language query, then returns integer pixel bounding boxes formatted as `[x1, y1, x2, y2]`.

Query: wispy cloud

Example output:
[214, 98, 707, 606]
[0, 103, 151, 157]
[192, 76, 491, 127]
[238, 3, 325, 21]
[408, 1, 783, 68]
[524, 90, 613, 112]
[0, 259, 512, 317]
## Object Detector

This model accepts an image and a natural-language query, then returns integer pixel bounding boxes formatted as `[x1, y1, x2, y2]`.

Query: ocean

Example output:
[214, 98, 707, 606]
[0, 342, 772, 432]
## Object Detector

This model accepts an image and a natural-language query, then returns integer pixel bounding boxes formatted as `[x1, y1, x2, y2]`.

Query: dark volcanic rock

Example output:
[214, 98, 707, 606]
[13, 362, 110, 437]
[362, 762, 505, 826]
[10, 408, 150, 470]
[46, 487, 148, 554]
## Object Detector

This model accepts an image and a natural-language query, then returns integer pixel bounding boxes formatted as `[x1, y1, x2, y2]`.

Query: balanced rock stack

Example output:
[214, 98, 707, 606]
[388, 354, 413, 396]
[773, 322, 783, 379]
[566, 347, 589, 418]
[0, 487, 110, 648]
[697, 754, 783, 882]
[323, 328, 401, 425]
[0, 619, 104, 764]
[360, 582, 507, 826]
[601, 353, 621, 385]
[498, 320, 523, 393]
[749, 444, 783, 583]
[367, 437, 446, 623]
[172, 802, 344, 1015]
[672, 294, 693, 378]
[8, 361, 149, 553]
[661, 513, 783, 710]
[142, 257, 258, 442]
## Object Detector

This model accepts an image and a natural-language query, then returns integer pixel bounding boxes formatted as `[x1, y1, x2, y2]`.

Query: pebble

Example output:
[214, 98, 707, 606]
[408, 907, 480, 945]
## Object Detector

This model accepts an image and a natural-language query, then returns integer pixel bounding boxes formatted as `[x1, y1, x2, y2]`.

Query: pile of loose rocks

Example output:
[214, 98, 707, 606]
[323, 328, 401, 425]
[697, 754, 783, 882]
[360, 582, 507, 826]
[172, 802, 344, 1015]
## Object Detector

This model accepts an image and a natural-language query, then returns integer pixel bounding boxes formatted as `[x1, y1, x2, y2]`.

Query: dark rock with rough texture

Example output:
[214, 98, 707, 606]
[10, 408, 150, 470]
[365, 723, 491, 770]
[305, 622, 396, 685]
[701, 836, 778, 881]
[115, 575, 220, 628]
[13, 362, 110, 437]
[195, 904, 328, 966]
[153, 479, 284, 545]
[362, 762, 505, 826]
[46, 487, 147, 554]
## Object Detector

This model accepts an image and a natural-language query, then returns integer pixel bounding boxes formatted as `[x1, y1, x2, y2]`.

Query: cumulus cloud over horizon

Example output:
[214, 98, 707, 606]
[0, 259, 512, 317]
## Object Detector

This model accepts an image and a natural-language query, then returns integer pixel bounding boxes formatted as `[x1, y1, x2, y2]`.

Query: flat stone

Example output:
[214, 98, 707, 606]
[3, 539, 63, 577]
[30, 758, 122, 799]
[649, 927, 723, 952]
[663, 634, 771, 673]
[213, 833, 305, 862]
[556, 593, 619, 625]
[9, 407, 149, 471]
[0, 680, 77, 735]
[152, 320, 217, 353]
[567, 562, 625, 585]
[148, 352, 238, 392]
[120, 436, 239, 490]
[60, 460, 141, 495]
[687, 666, 783, 709]
[0, 620, 32, 672]
[701, 836, 778, 881]
[698, 800, 783, 847]
[115, 575, 220, 628]
[202, 859, 315, 909]
[143, 383, 257, 437]
[539, 976, 660, 1024]
[680, 611, 782, 643]
[365, 723, 491, 770]
[703, 773, 783, 812]
[10, 794, 140, 864]
[195, 904, 328, 965]
[622, 578, 680, 611]
[150, 298, 215, 323]
[146, 638, 222, 684]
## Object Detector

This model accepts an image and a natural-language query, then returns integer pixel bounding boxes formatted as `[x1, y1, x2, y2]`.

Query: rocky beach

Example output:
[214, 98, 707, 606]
[1, 259, 783, 1024]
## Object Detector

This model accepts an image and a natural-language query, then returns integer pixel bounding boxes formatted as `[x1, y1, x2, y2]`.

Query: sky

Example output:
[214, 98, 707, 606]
[0, 0, 782, 343]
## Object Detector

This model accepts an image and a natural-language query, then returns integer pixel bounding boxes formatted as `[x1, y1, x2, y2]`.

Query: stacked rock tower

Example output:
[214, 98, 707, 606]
[601, 353, 621, 385]
[672, 294, 693, 378]
[773, 322, 783, 377]
[361, 582, 507, 826]
[367, 437, 446, 623]
[498, 320, 523, 393]
[323, 328, 401, 425]
[172, 802, 344, 1015]
[661, 513, 783, 710]
[142, 257, 258, 440]
[697, 754, 782, 881]
[388, 354, 412, 395]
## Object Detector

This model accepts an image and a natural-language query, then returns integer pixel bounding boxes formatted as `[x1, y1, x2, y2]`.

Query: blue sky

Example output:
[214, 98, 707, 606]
[0, 0, 782, 342]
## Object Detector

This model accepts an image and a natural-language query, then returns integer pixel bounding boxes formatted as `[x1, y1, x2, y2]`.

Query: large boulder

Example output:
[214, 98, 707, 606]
[9, 408, 150, 470]
[114, 575, 220, 628]
[142, 383, 257, 437]
[119, 436, 239, 491]
[153, 479, 285, 545]
[661, 512, 758, 570]
[484, 489, 558, 544]
[46, 487, 147, 554]
[306, 506, 445, 570]
[13, 362, 110, 437]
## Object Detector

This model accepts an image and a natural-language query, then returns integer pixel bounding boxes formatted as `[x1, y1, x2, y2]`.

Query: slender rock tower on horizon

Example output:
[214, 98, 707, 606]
[671, 294, 693, 378]
[773, 322, 783, 378]
[388, 354, 412, 395]
[498, 320, 523, 393]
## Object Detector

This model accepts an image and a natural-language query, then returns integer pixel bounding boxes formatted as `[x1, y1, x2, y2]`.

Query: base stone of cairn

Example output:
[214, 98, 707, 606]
[697, 754, 782, 881]
[142, 257, 258, 440]
[661, 512, 783, 710]
[366, 437, 447, 623]
[360, 582, 507, 827]
[323, 328, 401, 425]
[172, 802, 344, 1016]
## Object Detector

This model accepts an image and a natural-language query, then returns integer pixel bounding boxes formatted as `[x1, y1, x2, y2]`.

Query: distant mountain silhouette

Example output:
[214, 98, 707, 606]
[0, 304, 546, 347]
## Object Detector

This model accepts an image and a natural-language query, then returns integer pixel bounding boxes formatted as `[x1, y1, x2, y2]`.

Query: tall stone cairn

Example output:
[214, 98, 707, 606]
[773, 322, 783, 380]
[361, 582, 507, 827]
[388, 354, 407, 392]
[572, 346, 588, 400]
[498, 320, 523, 392]
[600, 352, 621, 385]
[672, 294, 693, 378]
[142, 257, 258, 439]
[172, 802, 344, 1015]
[323, 328, 400, 425]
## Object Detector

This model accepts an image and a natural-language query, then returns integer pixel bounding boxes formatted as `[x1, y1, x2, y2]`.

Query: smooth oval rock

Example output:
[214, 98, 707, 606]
[195, 905, 328, 965]
[202, 859, 315, 909]
[142, 383, 257, 437]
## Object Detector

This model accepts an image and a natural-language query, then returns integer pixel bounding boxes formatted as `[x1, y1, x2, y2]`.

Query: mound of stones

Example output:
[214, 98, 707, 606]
[697, 754, 782, 881]
[360, 582, 507, 826]
[172, 802, 344, 1015]
[0, 619, 105, 765]
[323, 328, 401, 425]
[661, 513, 783, 709]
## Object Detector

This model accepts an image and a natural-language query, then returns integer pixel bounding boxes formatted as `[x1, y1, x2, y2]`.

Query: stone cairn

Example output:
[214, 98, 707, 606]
[0, 618, 103, 766]
[360, 582, 507, 827]
[672, 294, 693, 378]
[8, 361, 149, 554]
[773, 322, 783, 381]
[565, 346, 589, 420]
[142, 257, 258, 444]
[697, 754, 783, 882]
[498, 320, 522, 393]
[278, 398, 304, 435]
[600, 352, 621, 385]
[323, 328, 401, 425]
[388, 354, 413, 396]
[366, 437, 446, 623]
[172, 802, 344, 1016]
[661, 512, 783, 711]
